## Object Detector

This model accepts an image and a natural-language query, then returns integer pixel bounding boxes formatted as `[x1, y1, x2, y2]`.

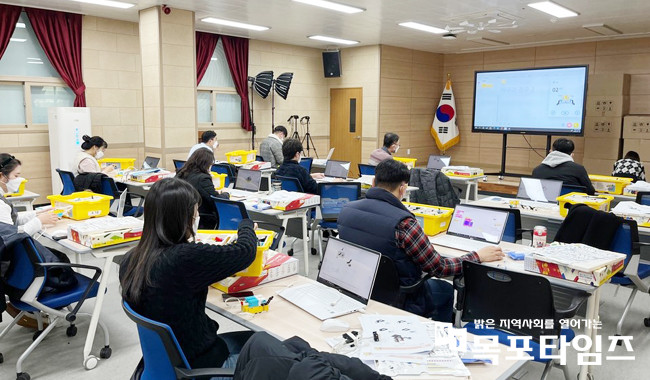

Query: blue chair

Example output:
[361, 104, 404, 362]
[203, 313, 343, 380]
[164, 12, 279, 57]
[211, 196, 250, 230]
[122, 301, 234, 380]
[99, 176, 144, 217]
[172, 160, 186, 172]
[276, 175, 304, 192]
[636, 191, 650, 206]
[299, 157, 313, 173]
[358, 163, 376, 176]
[256, 155, 264, 162]
[56, 169, 76, 195]
[211, 164, 236, 188]
[0, 237, 110, 380]
[559, 184, 587, 196]
[316, 182, 361, 258]
[254, 222, 286, 251]
[458, 261, 587, 380]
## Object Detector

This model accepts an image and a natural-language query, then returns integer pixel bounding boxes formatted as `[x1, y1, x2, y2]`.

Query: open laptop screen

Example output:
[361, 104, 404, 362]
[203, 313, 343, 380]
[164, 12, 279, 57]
[517, 178, 563, 203]
[427, 155, 451, 170]
[447, 205, 508, 244]
[235, 168, 262, 192]
[143, 156, 160, 169]
[318, 237, 381, 304]
[324, 160, 350, 179]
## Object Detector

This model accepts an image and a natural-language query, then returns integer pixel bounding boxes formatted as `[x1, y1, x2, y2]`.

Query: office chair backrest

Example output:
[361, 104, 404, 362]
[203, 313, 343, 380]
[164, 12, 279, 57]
[370, 255, 401, 307]
[559, 184, 587, 196]
[299, 157, 313, 173]
[461, 261, 559, 342]
[123, 301, 190, 380]
[3, 237, 46, 300]
[358, 164, 376, 176]
[609, 219, 640, 270]
[211, 164, 235, 187]
[256, 155, 264, 162]
[636, 191, 650, 206]
[99, 177, 119, 201]
[56, 169, 76, 195]
[317, 182, 361, 221]
[276, 175, 304, 192]
[172, 160, 186, 172]
[554, 204, 623, 250]
[211, 196, 250, 230]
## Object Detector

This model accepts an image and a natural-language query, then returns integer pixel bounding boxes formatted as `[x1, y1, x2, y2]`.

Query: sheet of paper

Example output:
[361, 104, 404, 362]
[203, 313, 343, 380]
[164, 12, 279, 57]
[520, 178, 549, 202]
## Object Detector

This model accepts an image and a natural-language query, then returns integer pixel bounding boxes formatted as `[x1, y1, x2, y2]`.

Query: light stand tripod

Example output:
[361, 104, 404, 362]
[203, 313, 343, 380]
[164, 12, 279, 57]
[300, 116, 319, 158]
[247, 77, 257, 150]
[287, 115, 300, 140]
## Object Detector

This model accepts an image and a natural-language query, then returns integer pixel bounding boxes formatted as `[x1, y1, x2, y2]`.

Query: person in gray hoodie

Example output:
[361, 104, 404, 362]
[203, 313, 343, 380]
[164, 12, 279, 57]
[532, 138, 595, 195]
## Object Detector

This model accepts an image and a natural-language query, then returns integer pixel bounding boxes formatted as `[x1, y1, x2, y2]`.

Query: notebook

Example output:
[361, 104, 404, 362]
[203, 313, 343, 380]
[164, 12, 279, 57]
[517, 178, 563, 203]
[322, 160, 350, 181]
[142, 156, 160, 169]
[313, 148, 335, 167]
[229, 168, 262, 198]
[427, 155, 451, 170]
[278, 237, 381, 320]
[430, 205, 509, 252]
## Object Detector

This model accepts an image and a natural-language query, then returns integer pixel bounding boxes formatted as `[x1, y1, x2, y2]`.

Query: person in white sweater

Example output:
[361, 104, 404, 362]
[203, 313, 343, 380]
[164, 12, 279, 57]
[74, 135, 115, 175]
[0, 154, 59, 236]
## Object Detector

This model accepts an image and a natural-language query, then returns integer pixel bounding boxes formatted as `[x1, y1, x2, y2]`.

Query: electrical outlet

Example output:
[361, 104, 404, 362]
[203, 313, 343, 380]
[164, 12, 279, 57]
[407, 148, 410, 155]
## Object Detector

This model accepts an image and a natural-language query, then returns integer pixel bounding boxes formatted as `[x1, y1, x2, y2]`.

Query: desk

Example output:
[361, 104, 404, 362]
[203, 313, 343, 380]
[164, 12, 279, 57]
[447, 175, 484, 202]
[39, 218, 135, 370]
[206, 275, 527, 380]
[5, 190, 40, 211]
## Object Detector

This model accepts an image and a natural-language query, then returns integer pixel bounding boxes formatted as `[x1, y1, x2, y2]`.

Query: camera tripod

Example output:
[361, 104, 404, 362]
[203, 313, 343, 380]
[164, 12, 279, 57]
[300, 116, 318, 158]
[287, 115, 300, 140]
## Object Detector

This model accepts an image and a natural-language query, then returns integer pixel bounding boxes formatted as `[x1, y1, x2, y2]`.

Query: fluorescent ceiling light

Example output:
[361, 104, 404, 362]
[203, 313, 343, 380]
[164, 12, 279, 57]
[582, 23, 622, 36]
[293, 0, 364, 14]
[27, 61, 44, 64]
[527, 1, 578, 18]
[308, 35, 359, 45]
[10, 38, 26, 43]
[398, 22, 447, 34]
[69, 0, 135, 9]
[201, 18, 269, 31]
[16, 22, 25, 28]
[468, 37, 509, 46]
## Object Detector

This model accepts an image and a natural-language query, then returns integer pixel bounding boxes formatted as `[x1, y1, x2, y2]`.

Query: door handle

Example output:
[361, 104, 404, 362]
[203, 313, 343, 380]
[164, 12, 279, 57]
[355, 136, 361, 140]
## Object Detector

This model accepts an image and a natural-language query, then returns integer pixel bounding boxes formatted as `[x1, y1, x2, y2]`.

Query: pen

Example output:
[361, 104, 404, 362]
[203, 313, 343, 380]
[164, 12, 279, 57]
[263, 296, 274, 306]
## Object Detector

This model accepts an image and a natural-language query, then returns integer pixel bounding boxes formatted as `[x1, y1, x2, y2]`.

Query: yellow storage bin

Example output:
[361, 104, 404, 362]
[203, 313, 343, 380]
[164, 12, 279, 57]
[210, 172, 228, 190]
[196, 229, 274, 277]
[47, 192, 113, 220]
[556, 192, 614, 217]
[98, 158, 136, 170]
[588, 174, 633, 195]
[3, 178, 27, 197]
[225, 150, 257, 164]
[403, 202, 454, 236]
[394, 157, 417, 169]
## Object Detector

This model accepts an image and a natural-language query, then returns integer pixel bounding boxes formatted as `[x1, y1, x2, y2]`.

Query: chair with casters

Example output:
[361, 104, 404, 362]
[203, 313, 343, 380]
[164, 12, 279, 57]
[211, 164, 236, 188]
[276, 175, 304, 193]
[211, 196, 250, 230]
[559, 184, 587, 196]
[315, 182, 361, 259]
[369, 254, 431, 309]
[457, 261, 588, 380]
[636, 191, 650, 206]
[99, 176, 144, 217]
[122, 301, 234, 380]
[0, 236, 111, 380]
[298, 157, 313, 173]
[172, 160, 186, 172]
[467, 205, 531, 244]
[55, 169, 76, 196]
[357, 164, 376, 176]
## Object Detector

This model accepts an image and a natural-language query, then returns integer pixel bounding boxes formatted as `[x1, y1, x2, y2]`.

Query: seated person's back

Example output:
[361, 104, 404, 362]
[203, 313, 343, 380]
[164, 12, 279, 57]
[275, 138, 323, 194]
[612, 150, 646, 182]
[260, 126, 287, 166]
[369, 132, 399, 166]
[532, 138, 595, 194]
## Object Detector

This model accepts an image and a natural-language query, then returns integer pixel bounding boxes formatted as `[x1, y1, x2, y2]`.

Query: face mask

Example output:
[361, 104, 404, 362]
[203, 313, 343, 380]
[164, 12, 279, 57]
[6, 177, 23, 193]
[192, 215, 200, 236]
[95, 150, 104, 159]
[393, 145, 399, 154]
[213, 141, 219, 149]
[297, 155, 302, 163]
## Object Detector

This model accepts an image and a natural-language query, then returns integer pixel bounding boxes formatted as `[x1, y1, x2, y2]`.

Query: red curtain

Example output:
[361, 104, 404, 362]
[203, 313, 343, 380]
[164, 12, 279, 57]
[196, 31, 219, 85]
[0, 4, 22, 60]
[25, 8, 86, 107]
[221, 35, 251, 131]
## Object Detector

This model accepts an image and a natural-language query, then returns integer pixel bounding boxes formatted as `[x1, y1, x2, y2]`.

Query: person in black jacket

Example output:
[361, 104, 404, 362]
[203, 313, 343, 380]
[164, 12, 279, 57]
[176, 148, 229, 229]
[119, 178, 258, 371]
[532, 138, 595, 195]
[275, 138, 324, 194]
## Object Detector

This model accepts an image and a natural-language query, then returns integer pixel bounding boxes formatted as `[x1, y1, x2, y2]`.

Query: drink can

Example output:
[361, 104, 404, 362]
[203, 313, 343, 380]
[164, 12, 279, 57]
[533, 226, 547, 248]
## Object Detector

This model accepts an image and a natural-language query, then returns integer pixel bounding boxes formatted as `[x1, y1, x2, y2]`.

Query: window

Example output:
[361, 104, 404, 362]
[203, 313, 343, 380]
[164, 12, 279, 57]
[197, 39, 241, 126]
[0, 12, 74, 128]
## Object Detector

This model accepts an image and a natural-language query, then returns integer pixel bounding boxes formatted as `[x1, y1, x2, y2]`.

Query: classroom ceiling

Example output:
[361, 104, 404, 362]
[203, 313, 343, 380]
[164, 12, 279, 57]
[4, 0, 650, 53]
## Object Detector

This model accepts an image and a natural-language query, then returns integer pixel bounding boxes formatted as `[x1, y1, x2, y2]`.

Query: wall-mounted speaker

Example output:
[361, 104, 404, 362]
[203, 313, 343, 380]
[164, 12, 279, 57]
[322, 51, 341, 78]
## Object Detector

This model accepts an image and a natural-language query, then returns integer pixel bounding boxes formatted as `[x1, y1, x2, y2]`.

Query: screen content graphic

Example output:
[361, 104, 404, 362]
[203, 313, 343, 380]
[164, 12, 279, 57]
[319, 239, 379, 299]
[447, 206, 507, 243]
[325, 160, 351, 178]
[517, 178, 563, 203]
[473, 66, 587, 135]
[236, 169, 262, 191]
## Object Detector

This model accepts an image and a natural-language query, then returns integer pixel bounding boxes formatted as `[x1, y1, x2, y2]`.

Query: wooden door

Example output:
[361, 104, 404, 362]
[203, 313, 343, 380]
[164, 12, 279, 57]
[330, 88, 363, 177]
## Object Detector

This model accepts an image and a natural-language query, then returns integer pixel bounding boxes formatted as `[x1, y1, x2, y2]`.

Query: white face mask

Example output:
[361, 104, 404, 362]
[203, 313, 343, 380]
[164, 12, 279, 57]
[6, 177, 23, 193]
[297, 154, 302, 163]
[95, 150, 104, 159]
[393, 145, 399, 154]
[192, 215, 200, 236]
[213, 141, 219, 149]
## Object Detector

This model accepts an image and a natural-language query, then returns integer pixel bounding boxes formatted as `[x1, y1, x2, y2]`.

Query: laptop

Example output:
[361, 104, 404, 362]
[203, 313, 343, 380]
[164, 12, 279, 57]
[429, 204, 509, 252]
[427, 155, 451, 170]
[517, 178, 563, 203]
[142, 156, 160, 169]
[228, 168, 262, 199]
[321, 160, 351, 182]
[278, 237, 381, 320]
[312, 148, 335, 167]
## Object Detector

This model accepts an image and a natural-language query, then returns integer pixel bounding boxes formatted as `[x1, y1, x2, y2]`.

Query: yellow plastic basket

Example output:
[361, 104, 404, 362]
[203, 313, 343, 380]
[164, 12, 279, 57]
[47, 192, 113, 220]
[403, 202, 454, 236]
[197, 229, 274, 277]
[225, 150, 257, 164]
[588, 174, 633, 195]
[210, 172, 228, 190]
[98, 158, 136, 170]
[3, 179, 27, 197]
[394, 157, 417, 169]
[556, 192, 614, 217]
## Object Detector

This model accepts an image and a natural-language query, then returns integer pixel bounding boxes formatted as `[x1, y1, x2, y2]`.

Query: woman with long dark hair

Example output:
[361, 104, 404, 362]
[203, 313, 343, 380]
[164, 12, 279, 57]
[176, 148, 229, 229]
[119, 177, 257, 370]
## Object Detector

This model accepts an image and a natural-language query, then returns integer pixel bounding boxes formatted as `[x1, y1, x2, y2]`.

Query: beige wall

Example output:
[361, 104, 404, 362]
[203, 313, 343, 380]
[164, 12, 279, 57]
[378, 45, 444, 164]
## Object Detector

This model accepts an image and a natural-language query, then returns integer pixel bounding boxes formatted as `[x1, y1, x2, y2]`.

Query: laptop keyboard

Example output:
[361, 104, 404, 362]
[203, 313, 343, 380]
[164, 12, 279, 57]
[279, 283, 364, 320]
[431, 234, 497, 252]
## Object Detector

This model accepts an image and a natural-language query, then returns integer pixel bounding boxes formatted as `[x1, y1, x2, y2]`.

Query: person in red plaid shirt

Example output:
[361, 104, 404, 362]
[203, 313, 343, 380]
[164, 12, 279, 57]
[338, 159, 503, 321]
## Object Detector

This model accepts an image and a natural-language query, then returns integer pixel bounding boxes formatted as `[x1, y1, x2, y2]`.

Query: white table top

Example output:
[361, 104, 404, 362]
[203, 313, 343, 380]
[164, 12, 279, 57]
[4, 190, 40, 201]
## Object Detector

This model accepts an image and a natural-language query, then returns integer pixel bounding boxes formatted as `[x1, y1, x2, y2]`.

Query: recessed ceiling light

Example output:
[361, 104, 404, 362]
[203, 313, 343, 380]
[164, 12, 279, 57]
[293, 0, 364, 14]
[201, 18, 269, 31]
[398, 22, 448, 34]
[582, 23, 622, 36]
[69, 0, 135, 9]
[10, 38, 26, 43]
[308, 35, 359, 45]
[442, 33, 457, 40]
[16, 22, 25, 28]
[527, 1, 578, 18]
